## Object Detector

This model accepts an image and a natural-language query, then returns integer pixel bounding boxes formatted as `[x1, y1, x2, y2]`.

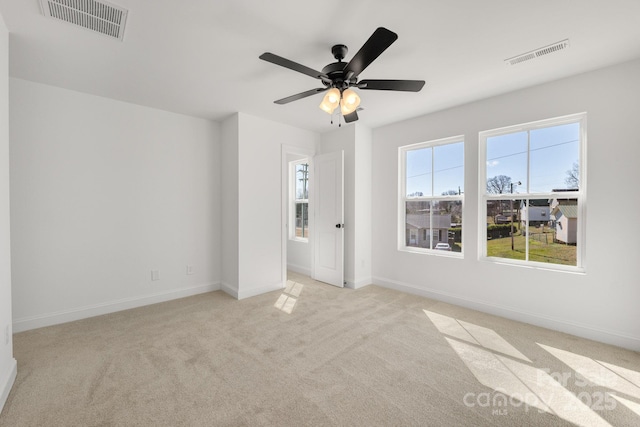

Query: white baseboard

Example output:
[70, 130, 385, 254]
[286, 263, 311, 277]
[220, 282, 238, 299]
[0, 358, 17, 414]
[13, 283, 221, 333]
[237, 282, 283, 300]
[372, 276, 640, 352]
[220, 281, 283, 300]
[345, 276, 372, 290]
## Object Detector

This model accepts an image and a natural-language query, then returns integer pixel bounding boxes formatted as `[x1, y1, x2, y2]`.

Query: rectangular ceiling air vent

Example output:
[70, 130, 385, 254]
[505, 39, 570, 66]
[40, 0, 128, 41]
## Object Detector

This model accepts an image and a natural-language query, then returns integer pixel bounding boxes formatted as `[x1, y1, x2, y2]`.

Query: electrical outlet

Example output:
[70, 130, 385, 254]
[4, 324, 9, 345]
[186, 265, 194, 275]
[151, 270, 160, 281]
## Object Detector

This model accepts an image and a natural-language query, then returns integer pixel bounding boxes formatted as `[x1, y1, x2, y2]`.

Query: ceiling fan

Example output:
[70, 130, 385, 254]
[259, 27, 425, 124]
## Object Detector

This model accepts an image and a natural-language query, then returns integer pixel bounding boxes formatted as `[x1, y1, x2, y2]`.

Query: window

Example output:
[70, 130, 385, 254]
[290, 160, 309, 241]
[479, 113, 586, 271]
[399, 136, 464, 254]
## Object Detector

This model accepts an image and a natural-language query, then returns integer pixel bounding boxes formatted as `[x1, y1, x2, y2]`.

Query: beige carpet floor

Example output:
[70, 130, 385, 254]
[1, 272, 639, 426]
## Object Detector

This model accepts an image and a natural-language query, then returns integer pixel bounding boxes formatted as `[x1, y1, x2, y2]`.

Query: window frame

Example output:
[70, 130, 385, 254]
[398, 135, 465, 256]
[478, 113, 587, 273]
[290, 159, 309, 242]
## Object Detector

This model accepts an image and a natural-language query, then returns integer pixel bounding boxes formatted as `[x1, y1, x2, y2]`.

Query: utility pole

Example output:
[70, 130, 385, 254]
[510, 181, 521, 251]
[298, 163, 309, 237]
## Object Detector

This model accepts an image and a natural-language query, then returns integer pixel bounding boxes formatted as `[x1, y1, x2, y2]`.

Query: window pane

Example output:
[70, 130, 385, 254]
[434, 142, 464, 196]
[406, 200, 431, 248]
[406, 147, 432, 197]
[486, 132, 527, 194]
[537, 197, 578, 266]
[486, 200, 525, 261]
[487, 198, 578, 266]
[295, 163, 309, 200]
[406, 200, 458, 251]
[530, 123, 580, 192]
[435, 200, 462, 252]
[295, 202, 309, 238]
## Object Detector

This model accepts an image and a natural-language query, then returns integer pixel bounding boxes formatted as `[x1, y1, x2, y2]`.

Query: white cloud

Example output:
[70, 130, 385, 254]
[487, 160, 499, 167]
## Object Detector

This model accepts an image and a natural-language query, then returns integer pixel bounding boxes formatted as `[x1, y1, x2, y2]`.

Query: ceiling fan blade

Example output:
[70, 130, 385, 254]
[358, 79, 425, 92]
[274, 87, 328, 105]
[343, 110, 359, 123]
[260, 52, 329, 81]
[344, 27, 398, 78]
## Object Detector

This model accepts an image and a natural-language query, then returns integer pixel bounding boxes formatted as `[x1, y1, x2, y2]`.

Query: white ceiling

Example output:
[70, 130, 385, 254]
[1, 0, 640, 133]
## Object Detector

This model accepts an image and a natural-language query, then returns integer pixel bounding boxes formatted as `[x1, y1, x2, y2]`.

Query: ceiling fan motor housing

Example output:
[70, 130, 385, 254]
[331, 44, 348, 61]
[323, 66, 357, 90]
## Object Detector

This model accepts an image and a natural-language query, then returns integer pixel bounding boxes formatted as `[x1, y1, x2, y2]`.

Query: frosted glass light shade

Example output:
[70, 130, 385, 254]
[340, 89, 360, 115]
[319, 88, 341, 114]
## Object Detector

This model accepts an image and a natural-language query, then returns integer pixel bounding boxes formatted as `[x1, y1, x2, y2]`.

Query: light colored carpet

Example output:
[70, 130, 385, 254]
[1, 272, 639, 426]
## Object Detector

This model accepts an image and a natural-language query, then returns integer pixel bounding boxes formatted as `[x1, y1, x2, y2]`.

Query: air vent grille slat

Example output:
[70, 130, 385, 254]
[505, 39, 569, 66]
[40, 0, 128, 41]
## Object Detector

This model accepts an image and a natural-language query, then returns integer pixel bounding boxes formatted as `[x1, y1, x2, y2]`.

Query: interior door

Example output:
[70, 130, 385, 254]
[313, 150, 344, 287]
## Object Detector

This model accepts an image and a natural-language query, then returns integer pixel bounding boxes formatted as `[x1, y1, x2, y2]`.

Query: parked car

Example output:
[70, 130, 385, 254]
[434, 243, 451, 251]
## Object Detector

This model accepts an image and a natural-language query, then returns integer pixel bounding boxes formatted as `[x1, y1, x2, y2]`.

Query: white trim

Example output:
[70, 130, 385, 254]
[478, 113, 587, 138]
[237, 282, 283, 300]
[220, 282, 239, 299]
[345, 277, 372, 290]
[0, 358, 17, 414]
[399, 246, 462, 258]
[372, 275, 639, 352]
[286, 263, 312, 277]
[12, 283, 220, 333]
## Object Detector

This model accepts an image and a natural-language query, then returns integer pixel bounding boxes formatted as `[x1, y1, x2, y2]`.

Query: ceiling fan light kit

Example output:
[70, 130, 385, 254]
[259, 27, 425, 124]
[339, 89, 360, 115]
[319, 88, 341, 114]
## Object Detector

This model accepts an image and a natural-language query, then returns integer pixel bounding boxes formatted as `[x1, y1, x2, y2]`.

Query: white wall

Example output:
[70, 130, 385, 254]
[9, 78, 221, 331]
[320, 124, 372, 288]
[221, 114, 239, 295]
[353, 125, 372, 287]
[223, 113, 318, 299]
[0, 12, 16, 415]
[372, 59, 640, 350]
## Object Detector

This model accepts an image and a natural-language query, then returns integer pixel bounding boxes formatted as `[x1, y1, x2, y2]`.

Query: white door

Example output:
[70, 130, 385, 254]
[313, 151, 344, 287]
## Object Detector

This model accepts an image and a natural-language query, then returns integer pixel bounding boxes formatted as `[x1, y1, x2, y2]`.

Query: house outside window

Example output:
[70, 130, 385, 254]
[290, 160, 309, 241]
[479, 113, 586, 271]
[399, 136, 464, 254]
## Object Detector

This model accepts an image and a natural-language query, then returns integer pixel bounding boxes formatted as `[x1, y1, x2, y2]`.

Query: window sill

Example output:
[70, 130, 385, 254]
[290, 237, 309, 244]
[398, 246, 463, 258]
[479, 256, 585, 275]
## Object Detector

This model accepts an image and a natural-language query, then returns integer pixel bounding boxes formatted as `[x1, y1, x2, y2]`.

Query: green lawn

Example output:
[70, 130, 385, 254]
[487, 233, 576, 266]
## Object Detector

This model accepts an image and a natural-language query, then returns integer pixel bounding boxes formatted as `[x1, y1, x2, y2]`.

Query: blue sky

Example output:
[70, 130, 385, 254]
[406, 122, 580, 197]
[486, 122, 579, 193]
[406, 141, 464, 196]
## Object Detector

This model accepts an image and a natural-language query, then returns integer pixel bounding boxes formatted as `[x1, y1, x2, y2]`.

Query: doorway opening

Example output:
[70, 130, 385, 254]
[281, 145, 315, 286]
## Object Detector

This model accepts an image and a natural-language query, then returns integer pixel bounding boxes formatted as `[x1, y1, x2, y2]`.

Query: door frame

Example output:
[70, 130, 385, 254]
[281, 144, 316, 287]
